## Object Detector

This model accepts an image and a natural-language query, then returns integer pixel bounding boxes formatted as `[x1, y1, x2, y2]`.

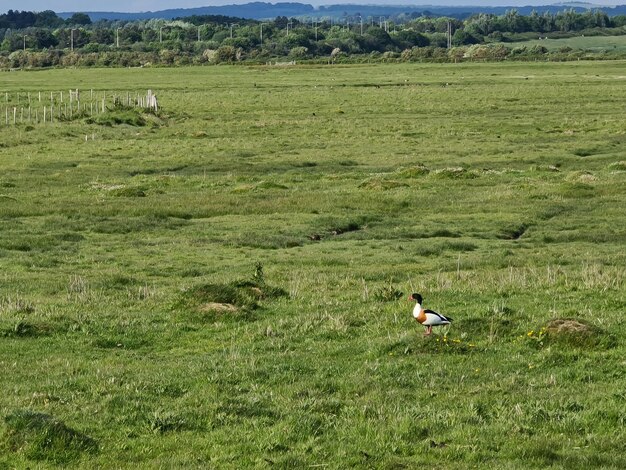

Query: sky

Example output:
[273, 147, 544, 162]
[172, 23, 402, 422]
[1, 0, 624, 14]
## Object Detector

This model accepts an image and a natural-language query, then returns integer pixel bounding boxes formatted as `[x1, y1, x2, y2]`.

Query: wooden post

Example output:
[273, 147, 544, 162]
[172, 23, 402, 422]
[13, 107, 17, 124]
[43, 106, 46, 123]
[38, 91, 41, 102]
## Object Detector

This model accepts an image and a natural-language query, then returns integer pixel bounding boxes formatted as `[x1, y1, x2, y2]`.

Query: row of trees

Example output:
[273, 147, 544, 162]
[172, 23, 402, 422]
[1, 8, 625, 62]
[0, 42, 613, 69]
[0, 9, 91, 29]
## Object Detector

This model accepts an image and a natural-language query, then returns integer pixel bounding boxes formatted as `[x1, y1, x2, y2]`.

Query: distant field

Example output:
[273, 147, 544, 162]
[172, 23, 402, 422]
[507, 33, 626, 52]
[0, 61, 625, 468]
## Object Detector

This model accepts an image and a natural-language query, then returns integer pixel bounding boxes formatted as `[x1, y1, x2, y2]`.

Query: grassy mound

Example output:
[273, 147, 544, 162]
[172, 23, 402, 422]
[430, 167, 480, 179]
[394, 164, 430, 178]
[545, 318, 616, 349]
[0, 320, 50, 338]
[358, 178, 408, 190]
[174, 266, 288, 321]
[1, 410, 98, 464]
[528, 318, 617, 350]
[87, 108, 147, 127]
[85, 104, 164, 128]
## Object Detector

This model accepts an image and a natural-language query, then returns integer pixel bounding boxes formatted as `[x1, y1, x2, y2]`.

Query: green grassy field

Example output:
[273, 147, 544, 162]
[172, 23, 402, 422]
[507, 34, 626, 52]
[0, 61, 625, 468]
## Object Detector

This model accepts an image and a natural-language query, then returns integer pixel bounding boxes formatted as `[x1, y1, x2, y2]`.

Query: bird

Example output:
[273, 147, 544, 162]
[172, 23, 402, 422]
[409, 293, 452, 336]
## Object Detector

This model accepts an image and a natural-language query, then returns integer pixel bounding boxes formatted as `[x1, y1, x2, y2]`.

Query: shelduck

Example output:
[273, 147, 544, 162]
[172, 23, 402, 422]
[409, 293, 452, 336]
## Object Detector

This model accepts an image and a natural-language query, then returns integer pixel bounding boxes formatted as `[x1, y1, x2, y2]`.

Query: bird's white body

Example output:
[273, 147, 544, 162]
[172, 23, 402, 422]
[412, 303, 422, 319]
[413, 301, 451, 326]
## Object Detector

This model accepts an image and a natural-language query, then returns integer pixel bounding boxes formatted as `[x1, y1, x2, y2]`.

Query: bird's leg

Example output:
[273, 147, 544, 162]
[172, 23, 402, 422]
[424, 326, 432, 336]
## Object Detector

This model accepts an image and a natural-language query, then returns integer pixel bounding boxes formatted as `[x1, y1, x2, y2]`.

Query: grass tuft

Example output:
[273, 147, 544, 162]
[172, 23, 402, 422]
[373, 283, 403, 302]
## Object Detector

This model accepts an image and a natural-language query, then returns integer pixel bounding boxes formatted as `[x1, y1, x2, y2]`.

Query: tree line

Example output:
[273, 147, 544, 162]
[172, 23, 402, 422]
[1, 8, 626, 67]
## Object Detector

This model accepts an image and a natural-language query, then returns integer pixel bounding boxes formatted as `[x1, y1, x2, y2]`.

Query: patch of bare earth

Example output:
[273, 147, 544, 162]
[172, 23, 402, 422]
[199, 302, 238, 313]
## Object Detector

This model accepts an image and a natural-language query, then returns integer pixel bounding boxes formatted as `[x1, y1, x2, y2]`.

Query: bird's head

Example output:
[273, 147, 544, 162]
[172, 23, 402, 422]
[409, 293, 423, 304]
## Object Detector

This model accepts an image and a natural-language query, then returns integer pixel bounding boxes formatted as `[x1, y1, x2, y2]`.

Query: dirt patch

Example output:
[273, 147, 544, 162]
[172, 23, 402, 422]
[199, 302, 239, 313]
[546, 319, 592, 335]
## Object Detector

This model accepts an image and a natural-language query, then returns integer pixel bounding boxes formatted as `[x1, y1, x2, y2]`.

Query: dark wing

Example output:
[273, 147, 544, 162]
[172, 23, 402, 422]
[425, 309, 452, 322]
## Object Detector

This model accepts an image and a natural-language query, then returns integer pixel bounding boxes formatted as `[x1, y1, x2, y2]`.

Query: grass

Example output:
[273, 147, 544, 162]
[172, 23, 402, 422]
[0, 61, 625, 467]
[506, 34, 626, 53]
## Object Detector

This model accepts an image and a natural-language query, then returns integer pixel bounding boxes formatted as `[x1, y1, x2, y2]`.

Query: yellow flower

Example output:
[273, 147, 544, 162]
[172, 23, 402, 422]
[527, 331, 534, 337]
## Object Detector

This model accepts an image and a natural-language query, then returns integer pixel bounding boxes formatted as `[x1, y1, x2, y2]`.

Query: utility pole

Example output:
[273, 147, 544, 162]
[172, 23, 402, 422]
[260, 23, 268, 43]
[447, 21, 452, 49]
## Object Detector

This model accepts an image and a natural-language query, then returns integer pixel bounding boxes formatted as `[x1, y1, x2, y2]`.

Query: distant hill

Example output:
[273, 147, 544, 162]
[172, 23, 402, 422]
[58, 2, 626, 22]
